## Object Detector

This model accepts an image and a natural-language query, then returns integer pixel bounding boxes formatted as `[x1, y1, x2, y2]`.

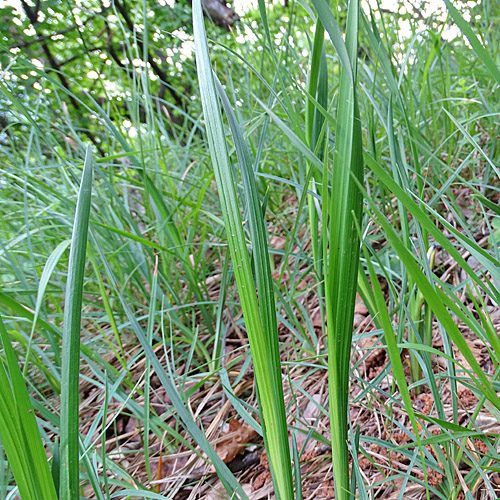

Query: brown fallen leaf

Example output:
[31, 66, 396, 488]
[270, 235, 287, 251]
[354, 292, 369, 315]
[215, 419, 257, 464]
[311, 306, 323, 328]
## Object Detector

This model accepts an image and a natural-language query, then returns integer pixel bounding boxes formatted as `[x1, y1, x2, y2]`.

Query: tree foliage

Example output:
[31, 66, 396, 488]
[0, 0, 242, 151]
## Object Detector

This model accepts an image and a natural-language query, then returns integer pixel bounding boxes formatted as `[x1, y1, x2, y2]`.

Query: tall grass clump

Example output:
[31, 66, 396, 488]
[195, 0, 367, 496]
[320, 0, 363, 496]
[193, 0, 294, 497]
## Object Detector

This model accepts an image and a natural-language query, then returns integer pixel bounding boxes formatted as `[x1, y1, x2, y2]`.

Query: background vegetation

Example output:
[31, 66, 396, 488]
[1, 0, 500, 498]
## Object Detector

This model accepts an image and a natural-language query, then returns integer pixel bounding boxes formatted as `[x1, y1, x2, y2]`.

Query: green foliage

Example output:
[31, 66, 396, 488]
[193, 0, 294, 496]
[0, 316, 58, 500]
[2, 0, 500, 499]
[321, 1, 364, 497]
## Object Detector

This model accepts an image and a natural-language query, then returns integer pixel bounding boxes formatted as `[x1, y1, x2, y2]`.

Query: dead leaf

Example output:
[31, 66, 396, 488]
[270, 235, 287, 251]
[215, 419, 257, 464]
[311, 306, 323, 327]
[355, 292, 368, 315]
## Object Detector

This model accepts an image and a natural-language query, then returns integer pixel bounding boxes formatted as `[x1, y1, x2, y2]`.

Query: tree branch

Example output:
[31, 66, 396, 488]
[19, 0, 40, 25]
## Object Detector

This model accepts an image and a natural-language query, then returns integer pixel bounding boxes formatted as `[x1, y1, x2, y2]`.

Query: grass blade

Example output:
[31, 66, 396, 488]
[24, 239, 70, 371]
[59, 146, 93, 500]
[309, 0, 352, 84]
[214, 75, 295, 496]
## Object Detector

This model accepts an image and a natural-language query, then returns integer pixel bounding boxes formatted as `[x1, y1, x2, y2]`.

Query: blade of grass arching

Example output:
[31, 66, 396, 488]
[364, 154, 500, 304]
[360, 10, 424, 197]
[0, 316, 58, 500]
[193, 1, 294, 497]
[444, 0, 500, 86]
[59, 146, 93, 500]
[320, 0, 363, 498]
[356, 223, 428, 490]
[214, 75, 295, 496]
